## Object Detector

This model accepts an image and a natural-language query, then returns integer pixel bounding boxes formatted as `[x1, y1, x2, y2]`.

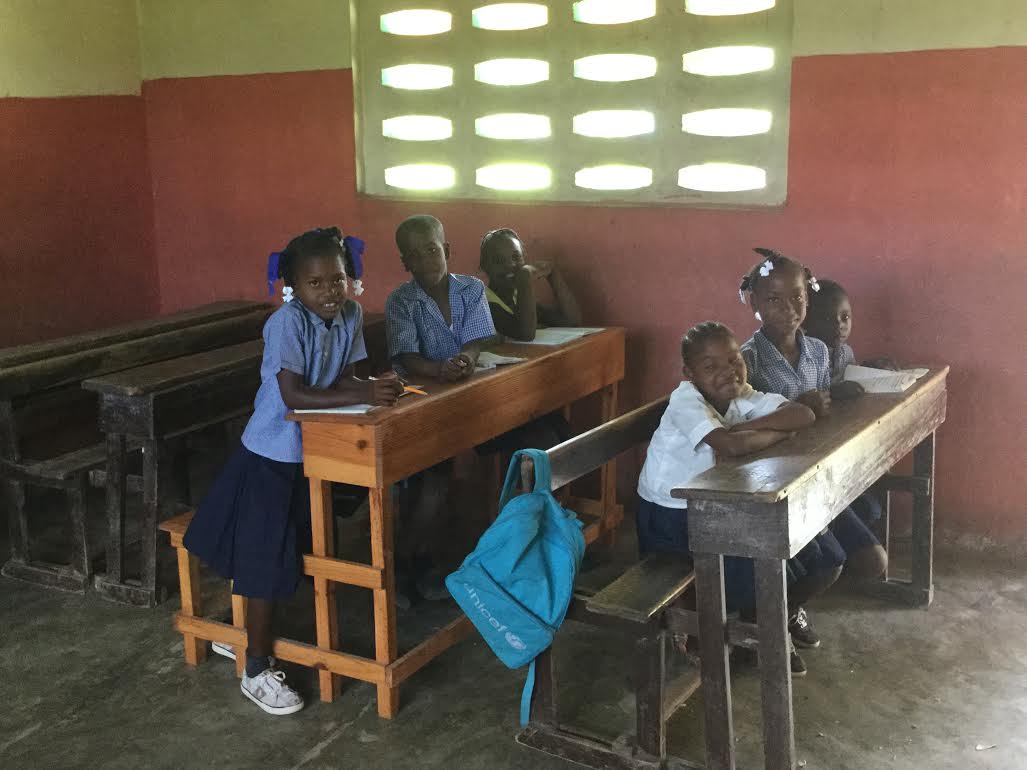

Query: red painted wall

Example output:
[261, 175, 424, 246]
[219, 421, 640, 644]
[0, 96, 158, 346]
[146, 48, 1027, 539]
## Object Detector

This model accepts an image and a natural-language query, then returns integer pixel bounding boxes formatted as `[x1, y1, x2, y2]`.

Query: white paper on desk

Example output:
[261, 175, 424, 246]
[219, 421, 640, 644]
[843, 364, 929, 393]
[475, 351, 528, 371]
[515, 327, 605, 346]
[293, 404, 375, 415]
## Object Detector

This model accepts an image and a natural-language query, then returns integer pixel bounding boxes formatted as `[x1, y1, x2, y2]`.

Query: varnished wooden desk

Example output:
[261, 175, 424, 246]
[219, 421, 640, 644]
[673, 367, 948, 770]
[288, 328, 625, 717]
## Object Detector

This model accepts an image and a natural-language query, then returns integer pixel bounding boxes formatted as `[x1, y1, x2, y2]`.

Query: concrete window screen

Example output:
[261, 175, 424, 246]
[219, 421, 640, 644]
[353, 0, 793, 206]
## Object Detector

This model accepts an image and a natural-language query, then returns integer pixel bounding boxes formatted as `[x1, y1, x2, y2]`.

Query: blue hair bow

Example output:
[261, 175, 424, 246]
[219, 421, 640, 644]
[267, 251, 281, 296]
[343, 235, 365, 280]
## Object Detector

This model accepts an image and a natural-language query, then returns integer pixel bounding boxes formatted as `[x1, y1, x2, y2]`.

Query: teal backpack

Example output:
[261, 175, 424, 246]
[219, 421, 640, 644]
[445, 448, 586, 725]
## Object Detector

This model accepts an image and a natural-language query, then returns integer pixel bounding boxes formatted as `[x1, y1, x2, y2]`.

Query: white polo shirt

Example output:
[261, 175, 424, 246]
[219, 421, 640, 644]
[637, 381, 789, 509]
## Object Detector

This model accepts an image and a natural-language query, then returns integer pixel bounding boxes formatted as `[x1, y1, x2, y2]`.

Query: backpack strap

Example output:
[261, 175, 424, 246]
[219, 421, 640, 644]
[519, 658, 536, 727]
[499, 448, 552, 509]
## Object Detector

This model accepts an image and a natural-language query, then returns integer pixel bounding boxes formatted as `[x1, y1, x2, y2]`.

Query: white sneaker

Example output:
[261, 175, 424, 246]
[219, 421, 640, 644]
[240, 667, 305, 715]
[212, 642, 278, 668]
[211, 641, 236, 660]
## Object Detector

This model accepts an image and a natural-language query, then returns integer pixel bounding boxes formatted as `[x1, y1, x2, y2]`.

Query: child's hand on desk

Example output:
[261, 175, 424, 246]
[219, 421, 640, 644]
[439, 354, 474, 382]
[796, 389, 831, 417]
[364, 374, 403, 406]
[831, 380, 865, 401]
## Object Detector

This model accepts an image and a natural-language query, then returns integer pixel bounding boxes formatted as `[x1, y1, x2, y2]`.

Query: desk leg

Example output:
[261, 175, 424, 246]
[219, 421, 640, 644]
[309, 478, 341, 701]
[140, 439, 168, 605]
[635, 631, 667, 759]
[369, 487, 399, 717]
[104, 433, 127, 584]
[911, 433, 935, 606]
[531, 646, 557, 728]
[695, 553, 736, 770]
[599, 382, 619, 544]
[755, 558, 795, 770]
[0, 400, 29, 564]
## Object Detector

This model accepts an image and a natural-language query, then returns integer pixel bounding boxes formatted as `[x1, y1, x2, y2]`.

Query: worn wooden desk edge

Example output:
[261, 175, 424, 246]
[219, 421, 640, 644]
[285, 327, 626, 426]
[82, 340, 264, 397]
[670, 366, 949, 504]
[0, 300, 269, 369]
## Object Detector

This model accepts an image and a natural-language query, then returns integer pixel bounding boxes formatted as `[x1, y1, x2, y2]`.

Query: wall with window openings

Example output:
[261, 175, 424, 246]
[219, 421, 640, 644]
[354, 1, 792, 205]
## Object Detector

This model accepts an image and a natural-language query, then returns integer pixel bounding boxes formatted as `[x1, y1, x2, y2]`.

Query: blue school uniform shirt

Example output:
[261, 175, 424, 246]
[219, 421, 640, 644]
[829, 343, 856, 383]
[241, 299, 367, 463]
[741, 328, 831, 399]
[385, 274, 496, 373]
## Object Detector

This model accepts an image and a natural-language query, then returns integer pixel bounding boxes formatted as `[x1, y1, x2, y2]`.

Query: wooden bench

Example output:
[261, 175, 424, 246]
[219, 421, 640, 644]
[0, 301, 271, 594]
[516, 397, 704, 770]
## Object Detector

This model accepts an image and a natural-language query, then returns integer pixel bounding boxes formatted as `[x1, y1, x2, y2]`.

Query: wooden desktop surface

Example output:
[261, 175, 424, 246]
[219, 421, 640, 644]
[673, 367, 949, 560]
[290, 328, 626, 488]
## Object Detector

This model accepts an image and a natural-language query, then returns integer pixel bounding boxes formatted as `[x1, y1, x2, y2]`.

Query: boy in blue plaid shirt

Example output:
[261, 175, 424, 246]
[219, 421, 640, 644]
[386, 215, 496, 380]
[385, 215, 497, 602]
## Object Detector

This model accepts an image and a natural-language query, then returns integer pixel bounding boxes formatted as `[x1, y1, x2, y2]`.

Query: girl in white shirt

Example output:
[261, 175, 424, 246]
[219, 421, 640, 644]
[637, 321, 843, 676]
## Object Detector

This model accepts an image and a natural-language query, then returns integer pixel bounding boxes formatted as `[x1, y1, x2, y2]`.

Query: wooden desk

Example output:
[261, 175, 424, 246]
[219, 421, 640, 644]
[82, 313, 386, 607]
[672, 368, 948, 770]
[288, 328, 625, 717]
[83, 340, 264, 606]
[0, 300, 270, 594]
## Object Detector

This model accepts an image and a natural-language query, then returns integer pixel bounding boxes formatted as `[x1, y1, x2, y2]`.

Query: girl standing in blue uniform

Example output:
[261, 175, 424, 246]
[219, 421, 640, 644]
[184, 227, 402, 715]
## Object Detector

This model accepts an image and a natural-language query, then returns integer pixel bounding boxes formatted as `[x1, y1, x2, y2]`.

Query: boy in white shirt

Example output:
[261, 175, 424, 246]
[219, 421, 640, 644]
[637, 322, 844, 675]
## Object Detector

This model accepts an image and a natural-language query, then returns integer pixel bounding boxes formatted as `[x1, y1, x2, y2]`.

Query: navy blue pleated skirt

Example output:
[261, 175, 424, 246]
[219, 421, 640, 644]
[183, 445, 312, 600]
[637, 498, 848, 613]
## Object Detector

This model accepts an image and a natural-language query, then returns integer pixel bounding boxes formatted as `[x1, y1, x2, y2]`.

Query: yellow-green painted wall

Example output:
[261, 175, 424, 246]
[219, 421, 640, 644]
[0, 0, 140, 97]
[137, 0, 1027, 81]
[2, 0, 1025, 98]
[793, 0, 1027, 56]
[137, 0, 350, 81]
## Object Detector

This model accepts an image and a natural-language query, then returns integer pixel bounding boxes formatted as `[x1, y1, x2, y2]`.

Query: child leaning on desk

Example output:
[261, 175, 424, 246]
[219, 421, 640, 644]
[478, 227, 582, 342]
[477, 226, 579, 449]
[385, 214, 497, 604]
[637, 321, 834, 676]
[738, 248, 889, 655]
[183, 227, 402, 717]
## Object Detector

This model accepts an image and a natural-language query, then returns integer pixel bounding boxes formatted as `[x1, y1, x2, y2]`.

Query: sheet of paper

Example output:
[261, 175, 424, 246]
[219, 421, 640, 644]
[515, 327, 605, 346]
[476, 351, 528, 370]
[843, 364, 928, 393]
[293, 404, 375, 415]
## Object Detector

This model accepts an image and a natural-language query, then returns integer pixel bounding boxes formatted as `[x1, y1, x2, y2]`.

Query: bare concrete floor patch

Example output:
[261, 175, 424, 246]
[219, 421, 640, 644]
[1, 512, 1024, 769]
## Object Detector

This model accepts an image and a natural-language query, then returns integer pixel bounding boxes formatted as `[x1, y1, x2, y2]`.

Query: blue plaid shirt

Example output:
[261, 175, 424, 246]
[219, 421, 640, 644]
[242, 299, 367, 463]
[385, 274, 496, 372]
[829, 343, 856, 383]
[741, 328, 831, 400]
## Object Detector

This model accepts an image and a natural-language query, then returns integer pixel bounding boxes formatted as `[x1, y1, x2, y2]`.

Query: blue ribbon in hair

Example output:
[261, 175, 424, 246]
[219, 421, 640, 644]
[267, 251, 281, 296]
[343, 235, 365, 280]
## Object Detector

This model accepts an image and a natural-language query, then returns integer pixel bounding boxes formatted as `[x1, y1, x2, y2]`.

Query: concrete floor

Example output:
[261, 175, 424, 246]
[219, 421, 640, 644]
[1, 484, 1025, 770]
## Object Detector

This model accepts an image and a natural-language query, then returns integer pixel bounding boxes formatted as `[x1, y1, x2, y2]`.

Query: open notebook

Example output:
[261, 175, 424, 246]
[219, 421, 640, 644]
[293, 404, 375, 415]
[844, 364, 929, 393]
[515, 327, 605, 346]
[476, 351, 527, 370]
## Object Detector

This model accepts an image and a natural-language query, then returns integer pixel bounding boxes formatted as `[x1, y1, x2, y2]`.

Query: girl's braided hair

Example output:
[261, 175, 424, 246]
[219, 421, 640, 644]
[277, 227, 356, 287]
[681, 321, 736, 365]
[738, 247, 819, 303]
[479, 227, 521, 271]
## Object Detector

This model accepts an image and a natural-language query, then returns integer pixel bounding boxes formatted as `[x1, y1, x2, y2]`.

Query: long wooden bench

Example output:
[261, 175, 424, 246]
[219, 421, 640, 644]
[515, 397, 704, 770]
[0, 301, 271, 593]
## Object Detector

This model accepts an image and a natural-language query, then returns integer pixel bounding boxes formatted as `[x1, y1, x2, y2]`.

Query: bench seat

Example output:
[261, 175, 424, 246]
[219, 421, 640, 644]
[585, 553, 695, 624]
